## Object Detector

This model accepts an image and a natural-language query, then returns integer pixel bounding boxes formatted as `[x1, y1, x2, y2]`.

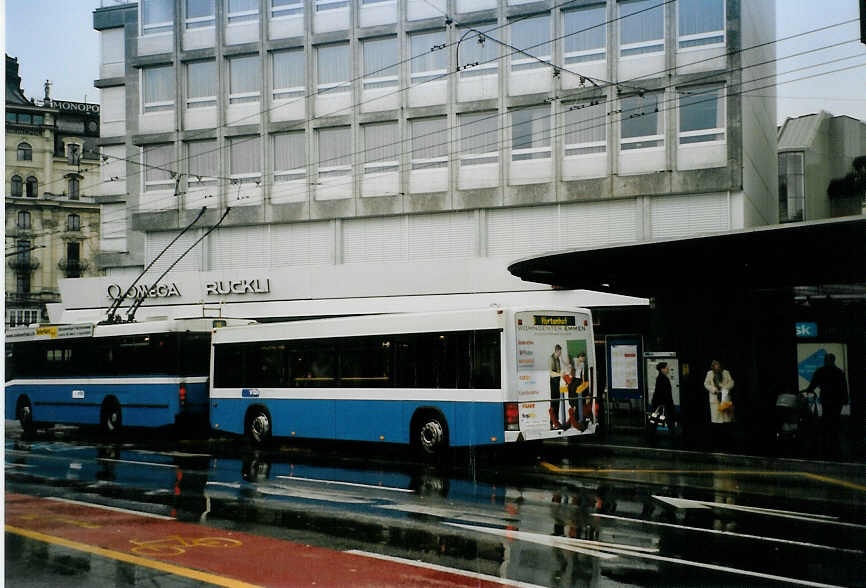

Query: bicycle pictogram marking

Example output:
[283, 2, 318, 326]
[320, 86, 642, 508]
[129, 535, 242, 557]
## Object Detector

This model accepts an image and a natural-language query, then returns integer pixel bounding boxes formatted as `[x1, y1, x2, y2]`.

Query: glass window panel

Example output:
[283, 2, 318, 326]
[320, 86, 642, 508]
[143, 66, 175, 111]
[228, 0, 258, 22]
[410, 30, 447, 79]
[458, 24, 499, 75]
[679, 0, 724, 36]
[230, 137, 261, 177]
[679, 87, 724, 140]
[186, 140, 219, 182]
[511, 105, 551, 159]
[142, 0, 174, 33]
[317, 43, 351, 88]
[779, 151, 804, 222]
[410, 117, 448, 167]
[11, 175, 23, 196]
[563, 5, 606, 62]
[621, 93, 663, 149]
[17, 143, 32, 160]
[273, 0, 304, 18]
[363, 122, 399, 171]
[186, 0, 214, 27]
[187, 60, 217, 107]
[364, 37, 399, 88]
[318, 127, 351, 172]
[510, 14, 551, 65]
[273, 49, 305, 98]
[565, 101, 606, 155]
[620, 0, 664, 52]
[273, 132, 306, 176]
[460, 112, 499, 164]
[144, 144, 175, 189]
[229, 55, 261, 103]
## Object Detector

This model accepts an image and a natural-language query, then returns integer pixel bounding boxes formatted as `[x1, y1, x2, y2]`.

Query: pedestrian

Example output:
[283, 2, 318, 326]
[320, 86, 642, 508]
[805, 353, 848, 456]
[648, 362, 675, 443]
[567, 352, 588, 430]
[549, 344, 563, 429]
[705, 360, 735, 449]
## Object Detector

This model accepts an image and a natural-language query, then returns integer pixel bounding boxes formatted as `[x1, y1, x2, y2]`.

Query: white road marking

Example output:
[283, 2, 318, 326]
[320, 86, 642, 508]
[345, 550, 549, 588]
[47, 497, 174, 520]
[98, 458, 177, 469]
[5, 463, 35, 468]
[276, 475, 414, 493]
[653, 495, 866, 527]
[444, 524, 620, 560]
[378, 503, 516, 527]
[593, 513, 864, 554]
[457, 522, 847, 588]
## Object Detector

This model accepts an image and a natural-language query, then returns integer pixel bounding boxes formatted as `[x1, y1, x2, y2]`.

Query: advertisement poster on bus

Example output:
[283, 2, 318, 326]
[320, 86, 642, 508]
[515, 311, 595, 436]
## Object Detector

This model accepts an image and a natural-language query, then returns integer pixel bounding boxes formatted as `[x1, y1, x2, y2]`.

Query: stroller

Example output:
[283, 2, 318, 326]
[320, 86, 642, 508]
[775, 389, 820, 447]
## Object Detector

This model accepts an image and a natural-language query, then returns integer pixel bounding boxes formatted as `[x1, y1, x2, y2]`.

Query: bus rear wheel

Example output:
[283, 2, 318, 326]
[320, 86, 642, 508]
[413, 413, 449, 458]
[17, 397, 35, 434]
[246, 408, 271, 446]
[100, 399, 122, 434]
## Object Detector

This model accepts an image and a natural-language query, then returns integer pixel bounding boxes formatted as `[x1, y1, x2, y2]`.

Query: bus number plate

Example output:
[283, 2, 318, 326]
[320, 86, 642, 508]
[72, 390, 85, 399]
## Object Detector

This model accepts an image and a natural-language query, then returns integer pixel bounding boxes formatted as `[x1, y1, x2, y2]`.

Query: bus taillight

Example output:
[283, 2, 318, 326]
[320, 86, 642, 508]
[179, 384, 187, 407]
[504, 402, 519, 431]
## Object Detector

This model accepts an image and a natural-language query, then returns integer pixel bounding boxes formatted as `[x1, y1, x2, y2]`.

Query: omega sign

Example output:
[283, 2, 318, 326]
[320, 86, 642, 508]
[205, 279, 270, 296]
[107, 283, 181, 300]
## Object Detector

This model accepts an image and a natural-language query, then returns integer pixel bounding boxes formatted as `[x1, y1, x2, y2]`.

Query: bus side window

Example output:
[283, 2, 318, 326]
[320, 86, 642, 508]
[292, 342, 336, 387]
[471, 330, 501, 389]
[339, 336, 392, 388]
[213, 344, 245, 388]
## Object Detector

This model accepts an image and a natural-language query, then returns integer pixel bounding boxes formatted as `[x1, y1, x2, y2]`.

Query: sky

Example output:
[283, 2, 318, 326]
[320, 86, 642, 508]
[4, 0, 866, 124]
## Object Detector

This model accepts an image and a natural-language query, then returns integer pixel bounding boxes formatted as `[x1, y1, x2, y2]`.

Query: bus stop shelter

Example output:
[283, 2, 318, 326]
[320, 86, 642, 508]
[508, 216, 866, 456]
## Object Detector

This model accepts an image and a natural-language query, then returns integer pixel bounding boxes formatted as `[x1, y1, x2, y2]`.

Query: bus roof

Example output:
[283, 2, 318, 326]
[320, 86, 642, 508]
[213, 306, 591, 345]
[6, 318, 256, 343]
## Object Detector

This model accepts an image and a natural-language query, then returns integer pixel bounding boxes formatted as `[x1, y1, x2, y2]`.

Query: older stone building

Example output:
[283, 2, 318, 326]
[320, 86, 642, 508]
[5, 55, 102, 326]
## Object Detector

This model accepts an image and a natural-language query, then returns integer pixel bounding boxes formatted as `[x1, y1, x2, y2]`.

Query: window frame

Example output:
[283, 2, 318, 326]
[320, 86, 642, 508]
[678, 85, 726, 144]
[316, 42, 352, 93]
[316, 0, 349, 12]
[11, 175, 23, 197]
[459, 111, 500, 167]
[677, 0, 725, 50]
[227, 0, 259, 23]
[620, 93, 665, 151]
[458, 24, 499, 78]
[618, 0, 665, 57]
[25, 176, 38, 198]
[185, 140, 220, 186]
[362, 121, 400, 175]
[410, 117, 449, 170]
[229, 136, 262, 184]
[509, 13, 552, 72]
[317, 127, 352, 178]
[67, 214, 81, 232]
[186, 60, 218, 109]
[185, 0, 215, 29]
[779, 151, 805, 223]
[564, 100, 607, 157]
[409, 29, 448, 85]
[141, 0, 174, 35]
[273, 132, 307, 182]
[272, 0, 304, 19]
[228, 55, 262, 105]
[362, 36, 400, 90]
[510, 105, 552, 161]
[68, 176, 81, 200]
[141, 65, 176, 113]
[272, 49, 306, 101]
[17, 210, 31, 229]
[142, 144, 176, 192]
[17, 142, 32, 161]
[562, 4, 607, 65]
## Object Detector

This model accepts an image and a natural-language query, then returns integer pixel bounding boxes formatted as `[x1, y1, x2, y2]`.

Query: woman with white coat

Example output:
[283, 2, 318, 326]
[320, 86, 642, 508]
[705, 360, 735, 424]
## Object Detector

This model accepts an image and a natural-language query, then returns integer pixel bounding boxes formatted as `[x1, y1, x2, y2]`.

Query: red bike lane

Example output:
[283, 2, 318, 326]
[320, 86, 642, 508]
[5, 492, 522, 588]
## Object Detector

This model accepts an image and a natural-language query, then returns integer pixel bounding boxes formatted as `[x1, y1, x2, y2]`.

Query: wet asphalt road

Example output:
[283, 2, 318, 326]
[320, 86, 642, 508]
[5, 424, 866, 587]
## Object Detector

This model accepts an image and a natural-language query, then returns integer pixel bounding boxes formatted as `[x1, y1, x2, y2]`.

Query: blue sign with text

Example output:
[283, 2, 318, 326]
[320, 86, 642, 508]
[795, 322, 817, 338]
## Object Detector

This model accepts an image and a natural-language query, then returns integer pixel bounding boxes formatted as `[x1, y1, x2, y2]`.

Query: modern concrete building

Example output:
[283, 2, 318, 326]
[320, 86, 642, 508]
[5, 55, 102, 327]
[81, 0, 777, 321]
[777, 111, 866, 223]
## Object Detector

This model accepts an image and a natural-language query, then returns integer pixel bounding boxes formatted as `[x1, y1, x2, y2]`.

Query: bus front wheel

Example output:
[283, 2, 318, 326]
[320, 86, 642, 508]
[100, 399, 122, 434]
[413, 412, 449, 458]
[17, 397, 35, 434]
[246, 407, 271, 446]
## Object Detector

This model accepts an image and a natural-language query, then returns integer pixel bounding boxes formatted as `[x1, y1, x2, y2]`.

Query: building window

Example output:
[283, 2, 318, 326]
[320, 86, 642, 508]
[459, 112, 499, 166]
[142, 0, 174, 34]
[410, 30, 447, 84]
[68, 177, 80, 200]
[510, 14, 551, 71]
[66, 242, 82, 278]
[17, 142, 32, 160]
[25, 176, 38, 198]
[619, 0, 664, 56]
[186, 140, 219, 185]
[363, 37, 399, 90]
[564, 100, 607, 156]
[273, 132, 306, 182]
[317, 127, 351, 177]
[8, 309, 39, 327]
[678, 0, 724, 49]
[679, 86, 725, 143]
[511, 105, 551, 160]
[563, 4, 606, 65]
[227, 0, 258, 23]
[17, 211, 31, 229]
[272, 0, 303, 18]
[620, 93, 664, 150]
[779, 151, 805, 222]
[11, 175, 23, 196]
[66, 143, 81, 165]
[458, 24, 499, 77]
[186, 0, 215, 28]
[186, 60, 217, 108]
[317, 43, 351, 93]
[229, 55, 261, 104]
[229, 137, 261, 183]
[363, 122, 399, 174]
[410, 117, 448, 170]
[16, 273, 31, 295]
[316, 0, 348, 11]
[143, 144, 176, 191]
[272, 49, 305, 100]
[16, 240, 32, 272]
[67, 214, 81, 232]
[142, 65, 176, 112]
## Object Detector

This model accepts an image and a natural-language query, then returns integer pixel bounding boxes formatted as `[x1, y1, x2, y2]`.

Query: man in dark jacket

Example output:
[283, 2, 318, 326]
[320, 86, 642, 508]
[648, 362, 675, 442]
[806, 353, 848, 455]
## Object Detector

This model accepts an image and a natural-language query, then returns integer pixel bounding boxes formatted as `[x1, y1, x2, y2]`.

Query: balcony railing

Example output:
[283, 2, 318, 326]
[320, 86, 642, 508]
[8, 258, 40, 272]
[57, 258, 89, 276]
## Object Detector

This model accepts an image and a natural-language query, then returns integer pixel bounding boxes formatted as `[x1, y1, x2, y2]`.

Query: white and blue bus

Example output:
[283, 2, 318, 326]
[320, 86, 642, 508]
[209, 307, 598, 455]
[5, 318, 252, 434]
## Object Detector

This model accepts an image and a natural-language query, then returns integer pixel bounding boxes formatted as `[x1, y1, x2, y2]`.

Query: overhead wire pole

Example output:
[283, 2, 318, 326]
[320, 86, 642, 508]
[125, 208, 231, 323]
[102, 206, 207, 324]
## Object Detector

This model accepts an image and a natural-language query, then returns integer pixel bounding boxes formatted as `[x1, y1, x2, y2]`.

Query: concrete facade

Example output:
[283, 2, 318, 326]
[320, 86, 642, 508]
[90, 0, 777, 303]
[5, 56, 102, 327]
[778, 111, 866, 223]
